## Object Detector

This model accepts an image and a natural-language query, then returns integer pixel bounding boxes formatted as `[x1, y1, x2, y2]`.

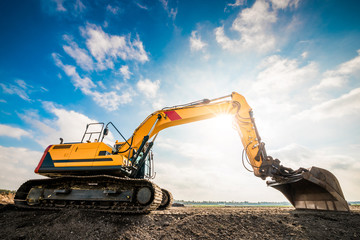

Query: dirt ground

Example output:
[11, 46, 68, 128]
[0, 199, 359, 240]
[0, 192, 15, 205]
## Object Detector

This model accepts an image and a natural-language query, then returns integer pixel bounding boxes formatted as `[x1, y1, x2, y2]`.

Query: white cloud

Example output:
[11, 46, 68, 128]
[74, 0, 85, 12]
[189, 31, 207, 52]
[0, 146, 44, 190]
[137, 79, 160, 98]
[0, 79, 32, 101]
[216, 0, 276, 53]
[249, 49, 360, 120]
[296, 88, 360, 121]
[215, 0, 299, 53]
[97, 81, 106, 90]
[310, 49, 360, 96]
[63, 35, 94, 71]
[0, 124, 31, 139]
[136, 2, 148, 10]
[224, 0, 247, 12]
[81, 23, 149, 70]
[301, 51, 308, 59]
[53, 0, 66, 12]
[40, 87, 48, 92]
[53, 23, 151, 110]
[48, 0, 85, 15]
[88, 89, 134, 111]
[15, 79, 28, 89]
[270, 0, 299, 9]
[52, 53, 135, 111]
[97, 81, 106, 89]
[245, 51, 360, 151]
[151, 98, 166, 110]
[252, 54, 318, 99]
[53, 53, 96, 91]
[159, 0, 177, 20]
[119, 65, 132, 80]
[227, 0, 246, 8]
[106, 4, 119, 14]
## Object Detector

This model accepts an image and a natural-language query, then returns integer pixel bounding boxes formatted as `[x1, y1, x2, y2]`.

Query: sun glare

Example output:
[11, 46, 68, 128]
[206, 114, 235, 137]
[212, 114, 234, 128]
[189, 113, 240, 156]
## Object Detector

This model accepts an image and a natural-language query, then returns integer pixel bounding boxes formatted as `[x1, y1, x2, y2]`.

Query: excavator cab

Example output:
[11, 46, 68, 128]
[268, 167, 349, 211]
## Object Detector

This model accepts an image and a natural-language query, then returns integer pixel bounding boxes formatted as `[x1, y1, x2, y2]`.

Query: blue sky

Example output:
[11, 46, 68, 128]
[1, 0, 360, 202]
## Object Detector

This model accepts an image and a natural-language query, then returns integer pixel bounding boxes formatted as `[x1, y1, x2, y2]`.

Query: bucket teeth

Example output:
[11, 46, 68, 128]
[268, 166, 349, 212]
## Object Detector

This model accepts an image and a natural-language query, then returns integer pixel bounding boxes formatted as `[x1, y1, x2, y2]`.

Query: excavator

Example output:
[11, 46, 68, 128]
[14, 92, 349, 213]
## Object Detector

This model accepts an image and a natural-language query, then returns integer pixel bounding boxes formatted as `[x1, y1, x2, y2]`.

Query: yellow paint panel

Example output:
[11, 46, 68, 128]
[51, 142, 112, 167]
[52, 142, 126, 168]
[96, 142, 113, 153]
[68, 142, 100, 159]
[58, 161, 94, 167]
[50, 145, 75, 160]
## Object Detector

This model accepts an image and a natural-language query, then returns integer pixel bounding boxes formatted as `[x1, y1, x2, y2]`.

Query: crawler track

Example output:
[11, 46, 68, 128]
[158, 188, 173, 210]
[14, 175, 162, 214]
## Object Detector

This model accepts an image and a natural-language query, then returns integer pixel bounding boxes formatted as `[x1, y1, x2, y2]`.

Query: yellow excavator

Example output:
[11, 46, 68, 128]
[14, 92, 349, 213]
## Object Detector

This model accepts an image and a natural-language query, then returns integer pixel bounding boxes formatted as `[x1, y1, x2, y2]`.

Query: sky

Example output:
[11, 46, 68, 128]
[1, 0, 360, 202]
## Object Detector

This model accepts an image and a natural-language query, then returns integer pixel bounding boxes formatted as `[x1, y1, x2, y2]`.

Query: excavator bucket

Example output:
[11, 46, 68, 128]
[268, 167, 349, 211]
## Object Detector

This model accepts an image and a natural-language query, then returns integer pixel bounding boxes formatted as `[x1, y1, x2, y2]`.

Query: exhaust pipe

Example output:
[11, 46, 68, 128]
[268, 167, 349, 212]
